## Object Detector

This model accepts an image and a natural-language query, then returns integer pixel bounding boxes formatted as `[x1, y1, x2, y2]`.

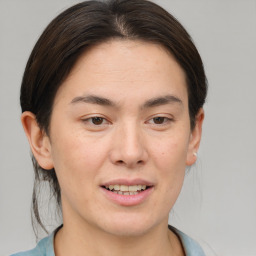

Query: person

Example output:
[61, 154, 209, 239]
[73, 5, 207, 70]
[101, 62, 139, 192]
[12, 0, 207, 255]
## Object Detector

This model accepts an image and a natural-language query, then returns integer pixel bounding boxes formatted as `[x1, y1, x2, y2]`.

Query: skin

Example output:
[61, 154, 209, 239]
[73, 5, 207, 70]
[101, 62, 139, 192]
[22, 40, 204, 256]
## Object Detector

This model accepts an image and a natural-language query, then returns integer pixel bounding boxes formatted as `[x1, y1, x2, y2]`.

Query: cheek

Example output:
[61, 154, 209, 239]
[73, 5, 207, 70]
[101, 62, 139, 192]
[149, 132, 189, 202]
[49, 128, 109, 194]
[157, 142, 187, 190]
[150, 133, 189, 173]
[51, 125, 107, 165]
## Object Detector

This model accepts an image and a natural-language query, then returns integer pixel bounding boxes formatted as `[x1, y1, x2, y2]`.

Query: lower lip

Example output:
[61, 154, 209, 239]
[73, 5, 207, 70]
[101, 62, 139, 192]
[101, 187, 154, 206]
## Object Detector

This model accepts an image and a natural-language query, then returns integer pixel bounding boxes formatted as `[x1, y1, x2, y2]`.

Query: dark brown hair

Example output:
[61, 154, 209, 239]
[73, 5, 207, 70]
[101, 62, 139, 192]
[20, 0, 207, 235]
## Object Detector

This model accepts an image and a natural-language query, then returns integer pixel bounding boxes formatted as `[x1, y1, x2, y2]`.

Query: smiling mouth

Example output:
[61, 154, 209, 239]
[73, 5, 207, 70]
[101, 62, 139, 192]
[103, 184, 151, 195]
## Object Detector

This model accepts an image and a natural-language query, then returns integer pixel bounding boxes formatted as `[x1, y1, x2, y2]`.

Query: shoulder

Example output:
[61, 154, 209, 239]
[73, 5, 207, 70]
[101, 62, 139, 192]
[10, 232, 55, 256]
[169, 226, 206, 256]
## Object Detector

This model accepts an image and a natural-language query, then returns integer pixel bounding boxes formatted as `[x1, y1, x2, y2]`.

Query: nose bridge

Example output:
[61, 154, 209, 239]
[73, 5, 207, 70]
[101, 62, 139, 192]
[110, 120, 148, 167]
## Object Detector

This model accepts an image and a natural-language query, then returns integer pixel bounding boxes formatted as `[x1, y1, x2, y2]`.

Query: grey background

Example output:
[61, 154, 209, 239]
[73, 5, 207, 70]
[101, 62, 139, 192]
[0, 0, 255, 255]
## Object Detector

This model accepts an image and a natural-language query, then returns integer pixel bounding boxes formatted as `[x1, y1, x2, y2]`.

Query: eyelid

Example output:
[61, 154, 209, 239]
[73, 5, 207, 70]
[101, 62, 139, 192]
[81, 115, 112, 126]
[145, 114, 174, 126]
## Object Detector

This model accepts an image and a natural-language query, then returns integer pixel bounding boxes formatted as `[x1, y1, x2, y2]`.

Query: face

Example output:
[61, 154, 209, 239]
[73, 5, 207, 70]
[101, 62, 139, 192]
[37, 40, 202, 236]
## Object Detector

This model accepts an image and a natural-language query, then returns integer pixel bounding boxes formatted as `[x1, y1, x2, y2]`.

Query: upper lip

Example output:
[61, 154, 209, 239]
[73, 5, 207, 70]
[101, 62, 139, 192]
[101, 178, 154, 187]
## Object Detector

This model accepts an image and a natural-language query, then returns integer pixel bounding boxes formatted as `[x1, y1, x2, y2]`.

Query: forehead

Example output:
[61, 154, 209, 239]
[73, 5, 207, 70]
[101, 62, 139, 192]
[55, 39, 188, 105]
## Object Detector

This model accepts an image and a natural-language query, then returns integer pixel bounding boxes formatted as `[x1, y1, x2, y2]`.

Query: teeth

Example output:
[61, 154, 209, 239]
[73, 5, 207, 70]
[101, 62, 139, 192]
[120, 185, 128, 192]
[129, 191, 139, 195]
[114, 185, 119, 190]
[128, 185, 138, 192]
[105, 184, 148, 192]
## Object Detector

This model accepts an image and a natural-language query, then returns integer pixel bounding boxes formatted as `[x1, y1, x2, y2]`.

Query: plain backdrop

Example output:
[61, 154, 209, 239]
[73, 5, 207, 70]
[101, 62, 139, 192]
[0, 0, 255, 255]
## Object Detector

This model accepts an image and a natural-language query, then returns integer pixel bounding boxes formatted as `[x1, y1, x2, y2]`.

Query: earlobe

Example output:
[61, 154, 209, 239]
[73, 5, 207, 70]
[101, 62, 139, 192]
[21, 111, 54, 170]
[186, 108, 204, 166]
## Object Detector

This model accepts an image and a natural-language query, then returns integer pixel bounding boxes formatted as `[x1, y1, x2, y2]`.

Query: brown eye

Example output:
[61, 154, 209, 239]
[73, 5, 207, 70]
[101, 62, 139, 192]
[91, 117, 104, 125]
[153, 117, 165, 124]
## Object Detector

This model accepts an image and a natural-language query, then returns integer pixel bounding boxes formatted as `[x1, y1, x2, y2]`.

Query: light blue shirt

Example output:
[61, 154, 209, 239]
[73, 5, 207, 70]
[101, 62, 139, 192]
[11, 226, 205, 256]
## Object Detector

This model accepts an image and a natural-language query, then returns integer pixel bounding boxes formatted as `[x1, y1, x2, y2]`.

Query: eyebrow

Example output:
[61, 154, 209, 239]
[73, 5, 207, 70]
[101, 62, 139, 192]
[141, 95, 183, 109]
[71, 95, 115, 107]
[70, 94, 183, 109]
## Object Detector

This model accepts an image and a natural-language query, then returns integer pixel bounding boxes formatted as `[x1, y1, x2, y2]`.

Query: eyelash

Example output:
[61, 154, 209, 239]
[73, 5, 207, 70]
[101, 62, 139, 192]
[81, 116, 110, 126]
[81, 115, 174, 130]
[146, 116, 174, 126]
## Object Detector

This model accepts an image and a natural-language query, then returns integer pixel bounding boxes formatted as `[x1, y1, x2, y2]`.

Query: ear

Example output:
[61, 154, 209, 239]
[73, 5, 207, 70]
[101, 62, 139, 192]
[21, 111, 54, 170]
[186, 108, 204, 166]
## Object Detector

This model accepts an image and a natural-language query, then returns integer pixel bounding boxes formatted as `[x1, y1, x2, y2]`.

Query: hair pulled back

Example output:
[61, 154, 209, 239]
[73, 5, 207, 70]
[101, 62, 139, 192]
[20, 0, 207, 235]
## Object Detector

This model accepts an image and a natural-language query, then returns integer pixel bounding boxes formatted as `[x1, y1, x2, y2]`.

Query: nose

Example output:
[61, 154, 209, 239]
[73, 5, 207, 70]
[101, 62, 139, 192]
[109, 124, 148, 168]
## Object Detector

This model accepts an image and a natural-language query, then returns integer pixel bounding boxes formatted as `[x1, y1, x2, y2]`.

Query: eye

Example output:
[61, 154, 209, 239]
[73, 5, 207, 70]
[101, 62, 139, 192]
[82, 116, 110, 127]
[152, 117, 166, 124]
[91, 117, 105, 125]
[148, 116, 173, 125]
[146, 115, 174, 130]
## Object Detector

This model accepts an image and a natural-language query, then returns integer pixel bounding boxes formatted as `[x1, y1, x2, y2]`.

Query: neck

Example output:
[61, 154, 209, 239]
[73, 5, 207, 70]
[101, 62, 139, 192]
[54, 218, 184, 256]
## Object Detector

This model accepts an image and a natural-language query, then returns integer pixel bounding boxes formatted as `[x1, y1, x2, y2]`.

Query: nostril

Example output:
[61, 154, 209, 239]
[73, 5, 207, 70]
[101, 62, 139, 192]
[116, 160, 124, 165]
[115, 159, 144, 167]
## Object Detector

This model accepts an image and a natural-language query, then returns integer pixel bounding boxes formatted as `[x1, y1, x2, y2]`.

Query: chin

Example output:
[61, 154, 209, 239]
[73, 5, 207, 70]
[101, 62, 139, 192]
[97, 212, 162, 238]
[104, 224, 151, 237]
